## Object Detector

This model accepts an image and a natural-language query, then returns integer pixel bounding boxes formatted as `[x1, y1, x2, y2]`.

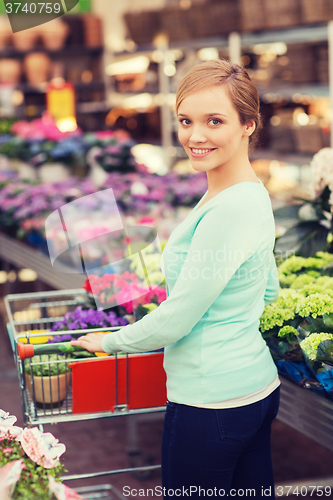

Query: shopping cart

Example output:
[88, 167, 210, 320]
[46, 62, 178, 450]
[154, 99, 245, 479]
[4, 288, 167, 499]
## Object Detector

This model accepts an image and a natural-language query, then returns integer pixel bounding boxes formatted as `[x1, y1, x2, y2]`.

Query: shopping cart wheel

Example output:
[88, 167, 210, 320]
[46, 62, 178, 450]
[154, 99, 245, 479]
[128, 450, 155, 480]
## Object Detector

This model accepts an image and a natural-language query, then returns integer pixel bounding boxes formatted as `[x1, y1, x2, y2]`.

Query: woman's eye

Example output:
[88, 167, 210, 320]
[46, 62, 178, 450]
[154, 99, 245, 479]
[178, 118, 221, 126]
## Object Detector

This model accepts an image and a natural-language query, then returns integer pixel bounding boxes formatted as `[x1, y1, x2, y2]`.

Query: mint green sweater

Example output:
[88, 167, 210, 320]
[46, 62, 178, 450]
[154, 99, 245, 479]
[101, 179, 280, 404]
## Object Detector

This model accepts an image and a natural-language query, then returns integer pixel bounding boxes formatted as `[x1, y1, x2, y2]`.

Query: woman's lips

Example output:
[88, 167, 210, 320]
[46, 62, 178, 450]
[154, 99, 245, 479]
[189, 148, 216, 158]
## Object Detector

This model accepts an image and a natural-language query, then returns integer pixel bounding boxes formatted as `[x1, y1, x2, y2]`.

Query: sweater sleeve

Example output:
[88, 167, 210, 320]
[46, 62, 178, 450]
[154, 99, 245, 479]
[101, 194, 264, 354]
[264, 253, 280, 307]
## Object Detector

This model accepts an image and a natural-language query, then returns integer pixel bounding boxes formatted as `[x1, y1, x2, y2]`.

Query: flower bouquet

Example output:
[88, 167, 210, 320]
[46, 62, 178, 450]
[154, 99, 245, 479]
[0, 409, 84, 500]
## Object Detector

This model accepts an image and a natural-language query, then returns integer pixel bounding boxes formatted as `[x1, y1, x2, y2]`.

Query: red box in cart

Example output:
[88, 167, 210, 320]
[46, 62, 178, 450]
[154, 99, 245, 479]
[70, 352, 167, 414]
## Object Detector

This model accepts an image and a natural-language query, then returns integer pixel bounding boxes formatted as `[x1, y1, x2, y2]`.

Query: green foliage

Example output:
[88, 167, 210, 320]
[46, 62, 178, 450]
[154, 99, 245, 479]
[278, 325, 298, 343]
[260, 305, 295, 333]
[299, 284, 326, 297]
[300, 332, 333, 361]
[306, 270, 321, 278]
[317, 276, 333, 289]
[290, 274, 316, 289]
[24, 354, 69, 377]
[295, 293, 333, 318]
[278, 272, 297, 287]
[278, 256, 308, 276]
[277, 252, 333, 278]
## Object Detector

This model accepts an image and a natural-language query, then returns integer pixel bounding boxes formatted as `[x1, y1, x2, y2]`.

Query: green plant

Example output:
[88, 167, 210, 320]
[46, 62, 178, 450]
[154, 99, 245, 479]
[24, 354, 69, 377]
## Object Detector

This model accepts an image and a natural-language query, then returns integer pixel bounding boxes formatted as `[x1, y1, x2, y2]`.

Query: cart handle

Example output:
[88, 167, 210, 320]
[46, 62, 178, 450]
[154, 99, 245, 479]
[17, 341, 87, 360]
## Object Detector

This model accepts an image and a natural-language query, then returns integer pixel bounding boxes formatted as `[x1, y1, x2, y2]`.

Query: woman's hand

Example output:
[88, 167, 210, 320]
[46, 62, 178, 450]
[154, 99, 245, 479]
[71, 332, 106, 353]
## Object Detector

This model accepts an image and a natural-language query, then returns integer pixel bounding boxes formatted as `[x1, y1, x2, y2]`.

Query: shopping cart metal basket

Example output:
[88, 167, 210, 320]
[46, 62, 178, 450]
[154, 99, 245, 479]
[4, 288, 166, 498]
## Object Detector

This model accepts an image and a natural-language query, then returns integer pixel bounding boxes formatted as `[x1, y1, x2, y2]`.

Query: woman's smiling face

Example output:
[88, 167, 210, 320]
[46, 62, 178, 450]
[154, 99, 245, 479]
[177, 85, 254, 173]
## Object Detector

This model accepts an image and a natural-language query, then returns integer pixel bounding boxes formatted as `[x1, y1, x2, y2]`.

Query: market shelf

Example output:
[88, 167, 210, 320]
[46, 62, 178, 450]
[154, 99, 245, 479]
[18, 80, 106, 94]
[250, 148, 313, 166]
[258, 83, 330, 101]
[0, 46, 104, 58]
[278, 375, 333, 453]
[115, 23, 329, 55]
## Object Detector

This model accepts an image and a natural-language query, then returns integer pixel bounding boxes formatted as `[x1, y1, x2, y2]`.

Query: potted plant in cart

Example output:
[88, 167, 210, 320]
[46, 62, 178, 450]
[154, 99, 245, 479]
[24, 353, 71, 409]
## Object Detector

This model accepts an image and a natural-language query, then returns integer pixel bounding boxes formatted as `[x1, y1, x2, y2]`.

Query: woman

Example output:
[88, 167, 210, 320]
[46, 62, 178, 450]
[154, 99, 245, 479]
[71, 59, 281, 498]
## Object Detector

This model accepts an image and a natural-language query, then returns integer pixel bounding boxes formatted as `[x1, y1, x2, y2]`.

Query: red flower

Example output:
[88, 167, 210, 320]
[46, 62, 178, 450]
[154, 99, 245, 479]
[83, 278, 92, 293]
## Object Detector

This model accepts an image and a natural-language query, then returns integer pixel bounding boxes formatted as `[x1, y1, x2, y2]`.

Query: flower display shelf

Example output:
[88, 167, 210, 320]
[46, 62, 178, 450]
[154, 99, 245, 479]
[277, 374, 333, 452]
[0, 232, 85, 291]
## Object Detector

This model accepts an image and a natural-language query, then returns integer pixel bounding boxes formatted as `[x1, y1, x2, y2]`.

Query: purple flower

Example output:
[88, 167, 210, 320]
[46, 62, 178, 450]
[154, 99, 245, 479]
[51, 306, 129, 332]
[67, 321, 80, 330]
[48, 334, 74, 344]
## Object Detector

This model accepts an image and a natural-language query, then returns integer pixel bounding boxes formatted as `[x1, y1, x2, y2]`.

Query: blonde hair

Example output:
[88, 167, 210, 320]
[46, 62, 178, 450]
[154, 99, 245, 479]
[176, 59, 262, 148]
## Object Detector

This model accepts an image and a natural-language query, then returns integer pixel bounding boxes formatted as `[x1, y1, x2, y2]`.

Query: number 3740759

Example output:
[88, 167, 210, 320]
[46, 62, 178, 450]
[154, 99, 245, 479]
[5, 3, 62, 14]
[276, 486, 332, 496]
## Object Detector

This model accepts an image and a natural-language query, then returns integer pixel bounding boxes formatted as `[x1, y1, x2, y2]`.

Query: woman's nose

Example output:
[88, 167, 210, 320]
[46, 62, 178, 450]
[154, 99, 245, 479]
[189, 126, 207, 143]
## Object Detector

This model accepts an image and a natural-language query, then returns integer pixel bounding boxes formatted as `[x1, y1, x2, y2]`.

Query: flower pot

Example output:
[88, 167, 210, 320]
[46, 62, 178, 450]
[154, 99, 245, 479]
[0, 17, 13, 50]
[82, 14, 103, 48]
[39, 18, 70, 50]
[12, 26, 40, 51]
[26, 373, 70, 408]
[0, 59, 21, 85]
[24, 52, 51, 86]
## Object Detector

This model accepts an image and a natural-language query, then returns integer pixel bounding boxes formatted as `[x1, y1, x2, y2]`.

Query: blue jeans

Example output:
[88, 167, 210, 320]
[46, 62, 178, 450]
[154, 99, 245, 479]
[161, 386, 280, 499]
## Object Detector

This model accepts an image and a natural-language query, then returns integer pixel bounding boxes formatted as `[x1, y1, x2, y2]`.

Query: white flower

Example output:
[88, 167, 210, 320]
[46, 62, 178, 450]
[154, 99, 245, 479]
[130, 181, 148, 195]
[298, 203, 319, 221]
[20, 427, 66, 469]
[0, 425, 23, 441]
[0, 410, 17, 427]
[310, 147, 333, 201]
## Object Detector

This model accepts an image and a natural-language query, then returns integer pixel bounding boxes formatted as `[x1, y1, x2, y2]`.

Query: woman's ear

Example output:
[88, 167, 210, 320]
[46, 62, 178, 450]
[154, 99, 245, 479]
[244, 120, 256, 137]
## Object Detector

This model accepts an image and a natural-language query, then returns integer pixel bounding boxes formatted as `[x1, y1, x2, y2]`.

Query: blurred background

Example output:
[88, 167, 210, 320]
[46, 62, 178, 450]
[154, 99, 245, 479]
[1, 1, 333, 498]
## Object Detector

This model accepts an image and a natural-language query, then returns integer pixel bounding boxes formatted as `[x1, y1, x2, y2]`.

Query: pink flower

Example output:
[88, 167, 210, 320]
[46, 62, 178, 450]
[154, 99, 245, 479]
[3, 447, 13, 454]
[116, 283, 150, 312]
[10, 113, 83, 141]
[20, 427, 66, 469]
[113, 129, 131, 142]
[137, 216, 156, 225]
[136, 163, 149, 174]
[94, 130, 114, 141]
[48, 475, 85, 499]
[0, 460, 24, 499]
